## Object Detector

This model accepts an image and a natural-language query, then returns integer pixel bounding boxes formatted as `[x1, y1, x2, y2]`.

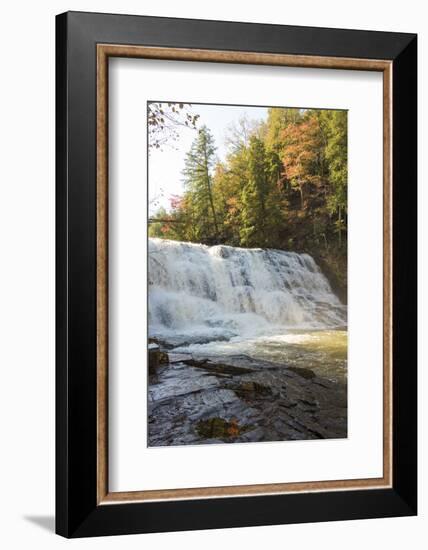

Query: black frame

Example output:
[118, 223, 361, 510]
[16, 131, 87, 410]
[56, 11, 417, 538]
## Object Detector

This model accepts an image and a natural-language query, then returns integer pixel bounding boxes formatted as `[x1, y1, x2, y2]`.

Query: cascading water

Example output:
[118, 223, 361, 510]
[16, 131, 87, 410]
[148, 238, 346, 349]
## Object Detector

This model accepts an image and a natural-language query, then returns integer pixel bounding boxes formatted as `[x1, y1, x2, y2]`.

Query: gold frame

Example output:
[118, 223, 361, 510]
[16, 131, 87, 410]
[96, 44, 392, 505]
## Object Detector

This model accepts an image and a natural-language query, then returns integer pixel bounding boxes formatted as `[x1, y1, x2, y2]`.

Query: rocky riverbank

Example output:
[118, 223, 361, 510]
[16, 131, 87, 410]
[148, 350, 347, 446]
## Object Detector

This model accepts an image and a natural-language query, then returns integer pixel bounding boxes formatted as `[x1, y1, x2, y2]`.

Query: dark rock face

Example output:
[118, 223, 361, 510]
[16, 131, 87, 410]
[148, 346, 159, 375]
[159, 351, 169, 364]
[148, 339, 169, 374]
[286, 366, 317, 380]
[148, 356, 347, 446]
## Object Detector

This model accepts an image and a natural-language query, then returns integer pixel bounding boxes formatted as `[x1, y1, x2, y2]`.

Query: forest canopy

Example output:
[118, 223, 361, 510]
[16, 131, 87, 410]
[149, 107, 348, 300]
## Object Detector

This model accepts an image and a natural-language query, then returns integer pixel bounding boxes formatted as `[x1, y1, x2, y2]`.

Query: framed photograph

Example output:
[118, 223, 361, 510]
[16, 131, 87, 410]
[56, 11, 417, 537]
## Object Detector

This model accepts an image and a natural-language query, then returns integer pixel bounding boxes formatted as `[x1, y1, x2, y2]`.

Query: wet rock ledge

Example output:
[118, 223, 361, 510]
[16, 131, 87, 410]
[148, 350, 347, 447]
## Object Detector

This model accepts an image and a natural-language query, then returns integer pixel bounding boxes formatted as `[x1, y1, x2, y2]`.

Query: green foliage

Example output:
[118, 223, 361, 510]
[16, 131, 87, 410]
[264, 107, 303, 152]
[148, 206, 168, 238]
[239, 136, 266, 246]
[239, 136, 285, 248]
[156, 126, 220, 243]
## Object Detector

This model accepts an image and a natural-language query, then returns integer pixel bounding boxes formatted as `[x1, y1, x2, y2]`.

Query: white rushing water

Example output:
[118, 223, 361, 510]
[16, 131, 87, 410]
[148, 238, 346, 348]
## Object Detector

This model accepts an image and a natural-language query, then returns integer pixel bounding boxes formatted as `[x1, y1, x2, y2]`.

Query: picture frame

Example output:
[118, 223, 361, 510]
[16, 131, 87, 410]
[56, 10, 417, 538]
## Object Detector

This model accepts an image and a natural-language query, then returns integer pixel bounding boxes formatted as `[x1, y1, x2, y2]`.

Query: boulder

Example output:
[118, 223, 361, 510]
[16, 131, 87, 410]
[159, 351, 169, 364]
[148, 343, 160, 374]
[287, 366, 316, 380]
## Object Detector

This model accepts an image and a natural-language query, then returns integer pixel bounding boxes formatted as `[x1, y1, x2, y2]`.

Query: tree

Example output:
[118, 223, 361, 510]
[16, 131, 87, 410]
[224, 116, 260, 153]
[321, 110, 347, 247]
[148, 102, 199, 150]
[239, 135, 285, 248]
[148, 206, 168, 238]
[264, 107, 303, 153]
[211, 162, 237, 244]
[182, 126, 219, 242]
[281, 117, 323, 210]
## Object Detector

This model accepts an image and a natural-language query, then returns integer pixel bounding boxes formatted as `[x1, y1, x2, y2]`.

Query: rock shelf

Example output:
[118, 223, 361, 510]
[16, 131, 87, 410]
[148, 355, 347, 446]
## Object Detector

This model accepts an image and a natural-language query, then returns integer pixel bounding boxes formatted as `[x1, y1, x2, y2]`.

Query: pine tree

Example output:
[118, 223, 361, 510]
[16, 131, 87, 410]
[240, 136, 270, 247]
[322, 111, 347, 247]
[182, 126, 219, 243]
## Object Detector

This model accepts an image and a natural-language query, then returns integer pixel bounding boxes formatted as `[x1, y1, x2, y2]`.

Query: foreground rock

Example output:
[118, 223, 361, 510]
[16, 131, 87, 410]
[148, 340, 169, 374]
[148, 355, 347, 446]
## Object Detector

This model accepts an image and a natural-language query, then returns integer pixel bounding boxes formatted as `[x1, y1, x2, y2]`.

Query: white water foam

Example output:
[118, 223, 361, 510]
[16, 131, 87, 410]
[148, 238, 346, 346]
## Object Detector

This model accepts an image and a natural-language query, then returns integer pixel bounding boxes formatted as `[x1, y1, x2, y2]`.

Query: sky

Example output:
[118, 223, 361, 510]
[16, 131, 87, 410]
[148, 103, 268, 215]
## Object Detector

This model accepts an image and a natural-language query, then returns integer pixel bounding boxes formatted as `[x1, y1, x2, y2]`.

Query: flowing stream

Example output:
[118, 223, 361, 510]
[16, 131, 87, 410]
[148, 238, 347, 382]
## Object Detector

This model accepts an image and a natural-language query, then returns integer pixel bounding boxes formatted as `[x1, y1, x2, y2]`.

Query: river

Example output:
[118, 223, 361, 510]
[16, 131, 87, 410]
[148, 238, 347, 383]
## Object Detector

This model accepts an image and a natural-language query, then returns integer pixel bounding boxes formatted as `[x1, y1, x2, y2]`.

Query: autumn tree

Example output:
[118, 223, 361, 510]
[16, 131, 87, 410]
[264, 107, 303, 153]
[281, 117, 323, 210]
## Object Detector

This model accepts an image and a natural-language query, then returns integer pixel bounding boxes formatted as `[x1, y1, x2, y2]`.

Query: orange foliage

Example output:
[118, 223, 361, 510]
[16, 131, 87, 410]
[227, 419, 240, 437]
[281, 118, 322, 186]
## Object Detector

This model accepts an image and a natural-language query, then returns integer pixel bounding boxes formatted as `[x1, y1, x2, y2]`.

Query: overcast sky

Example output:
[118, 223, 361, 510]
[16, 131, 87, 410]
[148, 103, 268, 215]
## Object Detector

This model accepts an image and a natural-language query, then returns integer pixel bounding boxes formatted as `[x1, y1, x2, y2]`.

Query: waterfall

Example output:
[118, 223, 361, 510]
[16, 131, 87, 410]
[148, 238, 346, 344]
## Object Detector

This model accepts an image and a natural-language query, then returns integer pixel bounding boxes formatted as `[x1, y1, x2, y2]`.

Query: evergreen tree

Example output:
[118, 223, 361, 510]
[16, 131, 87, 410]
[209, 137, 256, 246]
[321, 110, 348, 246]
[182, 126, 219, 243]
[240, 136, 282, 247]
